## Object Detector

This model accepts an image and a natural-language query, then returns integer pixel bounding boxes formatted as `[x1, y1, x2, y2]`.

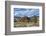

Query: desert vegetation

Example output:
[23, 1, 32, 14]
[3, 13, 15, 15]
[14, 15, 39, 27]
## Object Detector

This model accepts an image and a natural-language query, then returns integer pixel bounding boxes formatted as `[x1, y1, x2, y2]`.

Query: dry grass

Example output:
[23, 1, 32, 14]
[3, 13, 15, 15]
[14, 21, 39, 27]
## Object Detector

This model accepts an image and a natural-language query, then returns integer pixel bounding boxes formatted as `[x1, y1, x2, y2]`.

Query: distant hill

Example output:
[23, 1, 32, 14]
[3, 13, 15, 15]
[14, 15, 39, 23]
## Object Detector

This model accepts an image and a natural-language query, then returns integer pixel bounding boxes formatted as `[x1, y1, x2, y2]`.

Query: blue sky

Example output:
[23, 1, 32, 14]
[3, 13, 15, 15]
[14, 8, 39, 17]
